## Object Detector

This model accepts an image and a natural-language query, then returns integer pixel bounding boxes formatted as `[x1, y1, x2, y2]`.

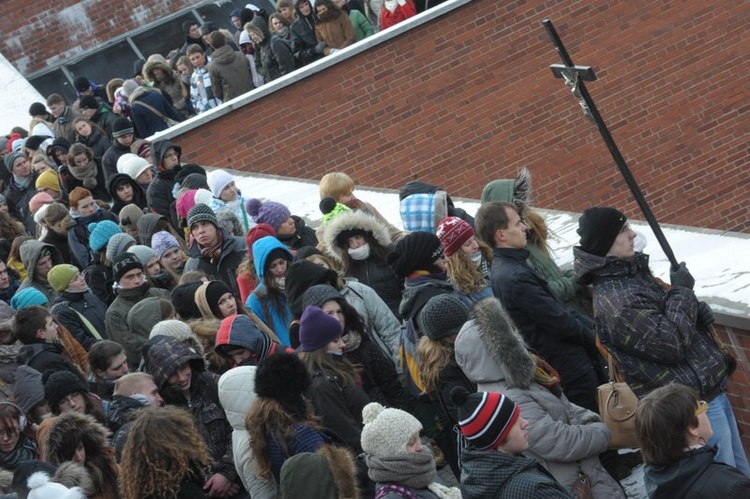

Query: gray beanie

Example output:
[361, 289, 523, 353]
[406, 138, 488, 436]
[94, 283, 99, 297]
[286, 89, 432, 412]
[127, 245, 158, 265]
[4, 151, 24, 172]
[106, 233, 136, 263]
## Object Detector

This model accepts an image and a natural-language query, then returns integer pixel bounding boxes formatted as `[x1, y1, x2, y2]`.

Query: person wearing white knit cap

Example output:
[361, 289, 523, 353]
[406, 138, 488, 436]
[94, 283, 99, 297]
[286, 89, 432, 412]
[360, 402, 462, 499]
[207, 169, 253, 233]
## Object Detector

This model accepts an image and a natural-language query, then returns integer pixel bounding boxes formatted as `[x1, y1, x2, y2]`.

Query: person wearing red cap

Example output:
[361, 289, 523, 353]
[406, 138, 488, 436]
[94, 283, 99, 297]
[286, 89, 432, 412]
[452, 386, 574, 498]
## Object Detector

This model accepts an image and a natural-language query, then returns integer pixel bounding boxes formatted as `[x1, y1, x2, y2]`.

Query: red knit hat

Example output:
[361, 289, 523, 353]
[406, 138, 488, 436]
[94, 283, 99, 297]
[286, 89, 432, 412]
[245, 223, 277, 259]
[452, 387, 520, 450]
[436, 216, 474, 257]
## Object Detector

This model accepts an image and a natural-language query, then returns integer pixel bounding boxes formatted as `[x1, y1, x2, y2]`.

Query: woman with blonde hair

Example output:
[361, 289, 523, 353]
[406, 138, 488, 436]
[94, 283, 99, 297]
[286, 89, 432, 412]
[318, 171, 402, 243]
[120, 405, 211, 499]
[416, 294, 474, 478]
[436, 216, 492, 308]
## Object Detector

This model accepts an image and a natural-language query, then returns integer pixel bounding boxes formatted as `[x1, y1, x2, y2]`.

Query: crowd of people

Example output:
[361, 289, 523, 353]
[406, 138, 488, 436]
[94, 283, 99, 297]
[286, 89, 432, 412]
[0, 1, 748, 498]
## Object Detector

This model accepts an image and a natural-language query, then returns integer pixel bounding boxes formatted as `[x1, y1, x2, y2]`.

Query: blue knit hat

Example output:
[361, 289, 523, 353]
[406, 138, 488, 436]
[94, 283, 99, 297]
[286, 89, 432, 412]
[11, 288, 49, 310]
[151, 230, 180, 258]
[88, 220, 122, 252]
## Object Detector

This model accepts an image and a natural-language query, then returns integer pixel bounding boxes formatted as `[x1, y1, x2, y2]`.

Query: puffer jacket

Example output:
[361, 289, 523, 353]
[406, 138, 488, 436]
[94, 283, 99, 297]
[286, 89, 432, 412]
[574, 249, 728, 399]
[454, 297, 624, 499]
[218, 366, 278, 499]
[342, 278, 401, 367]
[185, 228, 247, 297]
[146, 140, 182, 218]
[17, 240, 64, 303]
[643, 445, 750, 499]
[460, 447, 575, 499]
[323, 210, 403, 318]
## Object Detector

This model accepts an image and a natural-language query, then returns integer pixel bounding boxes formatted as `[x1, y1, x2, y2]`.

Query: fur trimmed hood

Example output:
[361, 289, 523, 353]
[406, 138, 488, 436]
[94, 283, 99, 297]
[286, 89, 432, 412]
[44, 412, 111, 466]
[280, 445, 360, 499]
[454, 297, 535, 389]
[54, 461, 96, 496]
[323, 210, 392, 263]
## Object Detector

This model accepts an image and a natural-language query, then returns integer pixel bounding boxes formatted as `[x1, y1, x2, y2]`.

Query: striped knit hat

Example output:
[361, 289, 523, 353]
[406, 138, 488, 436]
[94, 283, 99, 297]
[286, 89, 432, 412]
[451, 386, 520, 450]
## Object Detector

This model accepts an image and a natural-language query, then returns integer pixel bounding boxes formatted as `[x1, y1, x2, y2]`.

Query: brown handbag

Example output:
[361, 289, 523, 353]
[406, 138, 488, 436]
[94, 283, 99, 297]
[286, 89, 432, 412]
[572, 468, 594, 499]
[596, 353, 639, 449]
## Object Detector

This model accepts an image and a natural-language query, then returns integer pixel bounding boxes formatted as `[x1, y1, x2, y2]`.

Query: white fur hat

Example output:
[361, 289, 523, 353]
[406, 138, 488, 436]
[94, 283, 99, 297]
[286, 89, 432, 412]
[207, 169, 234, 198]
[27, 471, 85, 499]
[361, 402, 422, 458]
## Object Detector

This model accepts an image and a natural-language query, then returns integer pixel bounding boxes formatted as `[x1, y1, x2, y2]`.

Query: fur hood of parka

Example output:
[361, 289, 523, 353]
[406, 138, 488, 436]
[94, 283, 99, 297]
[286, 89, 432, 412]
[142, 58, 177, 85]
[323, 210, 391, 263]
[454, 297, 536, 389]
[217, 366, 278, 499]
[280, 445, 361, 499]
[44, 411, 119, 499]
[455, 298, 622, 498]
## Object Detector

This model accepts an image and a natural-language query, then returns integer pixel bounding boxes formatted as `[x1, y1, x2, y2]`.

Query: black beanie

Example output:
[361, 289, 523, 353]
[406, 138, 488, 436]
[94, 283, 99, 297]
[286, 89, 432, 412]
[79, 95, 99, 110]
[386, 231, 444, 278]
[265, 248, 292, 273]
[206, 280, 233, 318]
[577, 207, 627, 257]
[171, 281, 203, 320]
[24, 135, 46, 151]
[43, 370, 88, 412]
[254, 352, 310, 418]
[112, 117, 134, 138]
[417, 294, 469, 340]
[73, 76, 90, 92]
[112, 253, 143, 283]
[285, 260, 340, 318]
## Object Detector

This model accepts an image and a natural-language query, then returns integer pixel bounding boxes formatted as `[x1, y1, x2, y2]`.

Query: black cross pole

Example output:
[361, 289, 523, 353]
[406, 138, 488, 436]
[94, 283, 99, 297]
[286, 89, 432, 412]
[541, 18, 679, 269]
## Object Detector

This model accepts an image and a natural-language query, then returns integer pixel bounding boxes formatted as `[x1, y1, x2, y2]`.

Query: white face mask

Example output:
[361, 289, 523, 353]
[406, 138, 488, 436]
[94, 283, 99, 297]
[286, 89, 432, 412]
[348, 243, 371, 261]
[274, 276, 286, 291]
[327, 350, 343, 356]
[470, 250, 483, 265]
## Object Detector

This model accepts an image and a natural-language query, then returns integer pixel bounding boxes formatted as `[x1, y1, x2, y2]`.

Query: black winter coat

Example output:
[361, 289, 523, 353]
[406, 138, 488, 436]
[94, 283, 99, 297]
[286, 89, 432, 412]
[184, 230, 246, 297]
[291, 14, 321, 66]
[147, 140, 182, 219]
[3, 173, 39, 235]
[277, 215, 318, 251]
[68, 208, 119, 270]
[644, 446, 750, 499]
[491, 247, 596, 386]
[101, 140, 132, 184]
[348, 258, 403, 319]
[77, 129, 111, 162]
[50, 290, 107, 350]
[108, 173, 148, 215]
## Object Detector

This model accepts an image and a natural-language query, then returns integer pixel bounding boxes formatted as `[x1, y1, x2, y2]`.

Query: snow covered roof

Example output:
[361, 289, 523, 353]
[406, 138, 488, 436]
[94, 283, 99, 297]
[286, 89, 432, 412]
[232, 169, 750, 322]
[0, 53, 44, 134]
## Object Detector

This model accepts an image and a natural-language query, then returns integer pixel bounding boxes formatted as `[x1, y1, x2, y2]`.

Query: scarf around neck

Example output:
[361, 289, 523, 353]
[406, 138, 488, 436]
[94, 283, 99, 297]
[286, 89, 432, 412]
[69, 158, 99, 189]
[366, 447, 436, 489]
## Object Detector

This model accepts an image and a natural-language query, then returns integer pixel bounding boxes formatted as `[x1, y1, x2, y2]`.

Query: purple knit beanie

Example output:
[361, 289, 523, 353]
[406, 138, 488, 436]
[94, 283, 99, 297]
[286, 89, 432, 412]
[245, 198, 291, 231]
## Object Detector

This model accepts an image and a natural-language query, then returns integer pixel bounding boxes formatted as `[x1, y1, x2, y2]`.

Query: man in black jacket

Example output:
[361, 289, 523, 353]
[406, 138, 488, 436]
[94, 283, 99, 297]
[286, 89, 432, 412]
[475, 201, 601, 413]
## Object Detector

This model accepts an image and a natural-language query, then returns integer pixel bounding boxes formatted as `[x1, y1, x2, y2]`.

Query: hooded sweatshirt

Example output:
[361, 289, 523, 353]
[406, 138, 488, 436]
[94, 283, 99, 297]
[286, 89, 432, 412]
[146, 140, 182, 218]
[17, 240, 63, 303]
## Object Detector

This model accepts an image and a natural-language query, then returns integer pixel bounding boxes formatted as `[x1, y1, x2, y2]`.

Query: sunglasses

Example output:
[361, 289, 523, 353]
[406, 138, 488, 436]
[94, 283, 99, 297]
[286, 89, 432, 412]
[695, 400, 708, 416]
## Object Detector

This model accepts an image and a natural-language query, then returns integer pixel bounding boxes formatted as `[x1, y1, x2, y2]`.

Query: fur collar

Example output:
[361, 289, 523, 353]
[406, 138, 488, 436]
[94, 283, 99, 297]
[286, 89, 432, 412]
[323, 210, 391, 263]
[471, 297, 535, 388]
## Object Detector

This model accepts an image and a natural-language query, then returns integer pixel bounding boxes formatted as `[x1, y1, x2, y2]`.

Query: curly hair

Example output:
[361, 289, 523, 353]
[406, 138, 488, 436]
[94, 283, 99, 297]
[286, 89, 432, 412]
[444, 247, 488, 294]
[0, 211, 27, 241]
[416, 335, 456, 393]
[119, 406, 209, 499]
[246, 397, 321, 481]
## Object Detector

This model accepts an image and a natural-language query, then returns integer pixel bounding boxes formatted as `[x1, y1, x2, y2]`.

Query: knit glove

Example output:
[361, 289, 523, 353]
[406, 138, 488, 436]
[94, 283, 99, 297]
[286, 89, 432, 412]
[670, 262, 695, 290]
[315, 41, 327, 54]
[397, 0, 408, 5]
[697, 301, 715, 326]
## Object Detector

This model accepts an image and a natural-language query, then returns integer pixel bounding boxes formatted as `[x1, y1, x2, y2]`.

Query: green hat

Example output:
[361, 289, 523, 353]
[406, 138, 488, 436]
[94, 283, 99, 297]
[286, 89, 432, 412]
[47, 264, 79, 292]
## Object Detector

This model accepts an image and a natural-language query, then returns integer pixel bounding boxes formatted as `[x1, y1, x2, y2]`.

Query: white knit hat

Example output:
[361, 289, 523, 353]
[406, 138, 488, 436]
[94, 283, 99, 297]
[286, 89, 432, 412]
[27, 471, 85, 499]
[121, 155, 151, 180]
[116, 153, 140, 174]
[207, 169, 234, 198]
[194, 188, 214, 207]
[361, 402, 422, 458]
[150, 319, 192, 339]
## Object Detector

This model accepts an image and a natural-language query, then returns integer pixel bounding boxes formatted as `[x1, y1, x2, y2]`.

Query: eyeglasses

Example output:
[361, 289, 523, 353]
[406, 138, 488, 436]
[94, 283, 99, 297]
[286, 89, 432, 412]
[695, 400, 708, 416]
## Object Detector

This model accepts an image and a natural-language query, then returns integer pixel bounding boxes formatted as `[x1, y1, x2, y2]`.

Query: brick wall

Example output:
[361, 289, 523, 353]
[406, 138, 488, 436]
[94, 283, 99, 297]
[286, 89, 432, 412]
[164, 0, 747, 233]
[715, 324, 750, 455]
[1, 0, 194, 75]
